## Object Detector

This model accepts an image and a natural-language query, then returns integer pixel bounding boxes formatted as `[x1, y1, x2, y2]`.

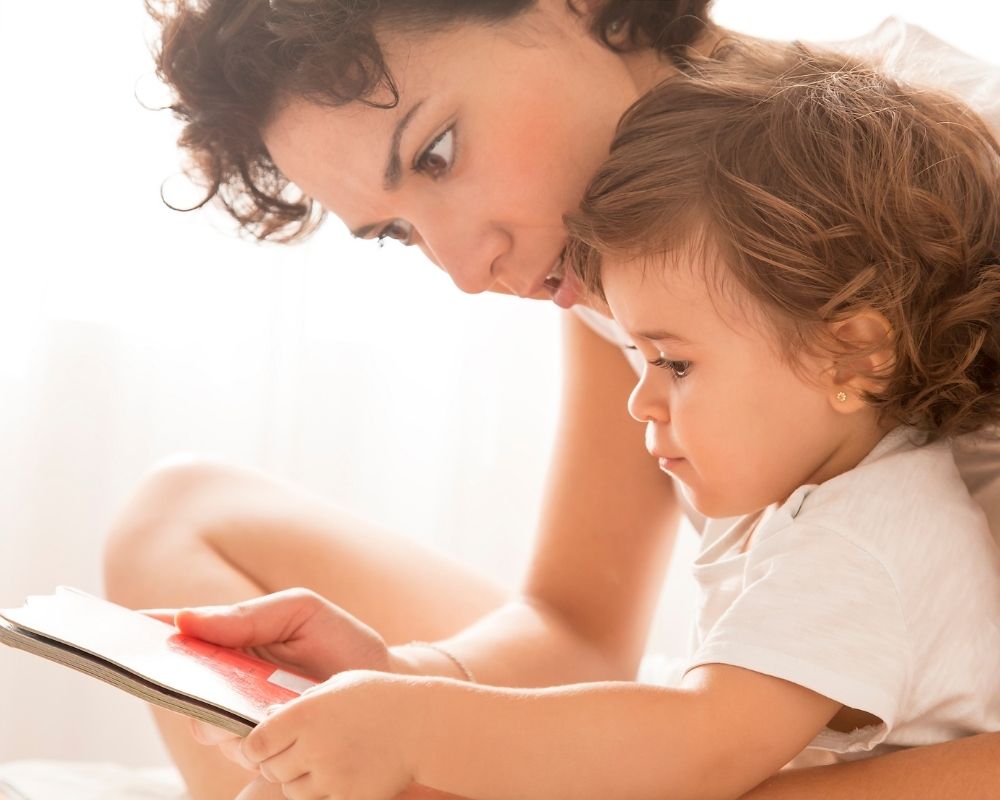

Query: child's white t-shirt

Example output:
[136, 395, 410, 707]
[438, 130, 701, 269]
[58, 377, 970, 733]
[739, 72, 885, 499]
[686, 427, 1000, 757]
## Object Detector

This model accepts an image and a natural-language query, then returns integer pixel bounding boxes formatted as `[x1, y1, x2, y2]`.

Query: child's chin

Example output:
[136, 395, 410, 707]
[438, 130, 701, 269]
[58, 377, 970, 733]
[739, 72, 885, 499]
[681, 485, 756, 521]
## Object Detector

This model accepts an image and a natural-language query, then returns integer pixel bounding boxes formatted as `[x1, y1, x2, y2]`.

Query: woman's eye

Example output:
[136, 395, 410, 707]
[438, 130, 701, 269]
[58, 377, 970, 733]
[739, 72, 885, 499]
[650, 355, 691, 379]
[376, 220, 413, 246]
[414, 127, 455, 179]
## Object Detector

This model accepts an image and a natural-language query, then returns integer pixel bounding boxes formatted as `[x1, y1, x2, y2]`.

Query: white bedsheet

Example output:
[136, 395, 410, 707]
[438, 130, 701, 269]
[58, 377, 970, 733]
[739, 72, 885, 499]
[0, 761, 188, 800]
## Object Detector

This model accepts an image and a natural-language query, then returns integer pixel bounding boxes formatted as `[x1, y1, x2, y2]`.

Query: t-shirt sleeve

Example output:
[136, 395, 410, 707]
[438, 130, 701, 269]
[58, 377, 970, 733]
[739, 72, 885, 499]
[686, 523, 910, 753]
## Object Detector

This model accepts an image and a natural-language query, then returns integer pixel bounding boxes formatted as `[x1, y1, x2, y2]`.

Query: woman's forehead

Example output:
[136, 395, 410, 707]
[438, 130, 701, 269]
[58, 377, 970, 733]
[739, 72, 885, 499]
[264, 98, 398, 215]
[262, 15, 564, 206]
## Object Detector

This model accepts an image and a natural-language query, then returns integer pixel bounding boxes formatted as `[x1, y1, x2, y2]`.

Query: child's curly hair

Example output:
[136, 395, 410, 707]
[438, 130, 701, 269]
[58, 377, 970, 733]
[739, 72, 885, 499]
[567, 44, 1000, 439]
[145, 0, 713, 242]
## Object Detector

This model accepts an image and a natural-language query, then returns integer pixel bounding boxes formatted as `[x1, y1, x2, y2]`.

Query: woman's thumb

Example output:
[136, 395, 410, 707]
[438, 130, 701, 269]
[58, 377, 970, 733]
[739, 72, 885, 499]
[173, 591, 312, 647]
[173, 602, 264, 647]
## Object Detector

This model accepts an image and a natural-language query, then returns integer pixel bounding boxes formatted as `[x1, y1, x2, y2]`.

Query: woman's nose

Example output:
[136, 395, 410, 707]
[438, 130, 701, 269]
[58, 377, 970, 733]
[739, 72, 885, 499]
[415, 216, 512, 296]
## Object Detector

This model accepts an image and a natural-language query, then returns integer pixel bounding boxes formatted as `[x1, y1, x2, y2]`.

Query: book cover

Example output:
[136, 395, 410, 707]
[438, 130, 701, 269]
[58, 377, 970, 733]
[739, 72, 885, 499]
[0, 587, 318, 735]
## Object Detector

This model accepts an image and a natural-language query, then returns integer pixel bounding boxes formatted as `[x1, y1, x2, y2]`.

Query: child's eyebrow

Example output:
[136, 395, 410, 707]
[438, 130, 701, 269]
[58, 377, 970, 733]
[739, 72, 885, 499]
[634, 329, 690, 344]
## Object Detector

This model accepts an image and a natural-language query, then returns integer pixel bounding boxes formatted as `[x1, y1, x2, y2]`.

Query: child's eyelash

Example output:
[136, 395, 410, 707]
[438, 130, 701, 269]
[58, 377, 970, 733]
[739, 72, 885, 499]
[624, 345, 690, 378]
[650, 357, 691, 378]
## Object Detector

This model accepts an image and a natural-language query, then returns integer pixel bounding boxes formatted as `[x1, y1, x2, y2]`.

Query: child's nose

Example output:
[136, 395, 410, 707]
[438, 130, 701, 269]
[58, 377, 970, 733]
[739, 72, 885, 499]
[628, 371, 669, 423]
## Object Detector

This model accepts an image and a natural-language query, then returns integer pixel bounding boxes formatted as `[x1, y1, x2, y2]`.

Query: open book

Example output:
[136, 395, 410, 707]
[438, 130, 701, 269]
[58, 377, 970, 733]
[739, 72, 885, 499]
[0, 587, 318, 735]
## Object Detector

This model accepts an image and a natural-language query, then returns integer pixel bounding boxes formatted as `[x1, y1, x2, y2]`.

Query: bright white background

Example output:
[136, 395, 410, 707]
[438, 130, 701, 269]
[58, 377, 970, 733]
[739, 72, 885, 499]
[0, 0, 996, 767]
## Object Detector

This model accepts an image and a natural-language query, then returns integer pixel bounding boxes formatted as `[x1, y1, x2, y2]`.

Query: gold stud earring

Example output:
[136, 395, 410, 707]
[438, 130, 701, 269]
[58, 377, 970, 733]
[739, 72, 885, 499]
[836, 391, 848, 403]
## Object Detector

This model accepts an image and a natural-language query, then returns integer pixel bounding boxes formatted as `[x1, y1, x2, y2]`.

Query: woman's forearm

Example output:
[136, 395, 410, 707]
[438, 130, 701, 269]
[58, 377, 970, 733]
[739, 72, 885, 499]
[743, 732, 1000, 799]
[390, 596, 626, 687]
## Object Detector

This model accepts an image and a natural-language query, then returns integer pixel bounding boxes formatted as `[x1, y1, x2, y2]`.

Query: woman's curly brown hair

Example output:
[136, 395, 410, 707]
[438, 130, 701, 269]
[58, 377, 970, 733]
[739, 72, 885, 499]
[567, 43, 1000, 439]
[145, 0, 714, 242]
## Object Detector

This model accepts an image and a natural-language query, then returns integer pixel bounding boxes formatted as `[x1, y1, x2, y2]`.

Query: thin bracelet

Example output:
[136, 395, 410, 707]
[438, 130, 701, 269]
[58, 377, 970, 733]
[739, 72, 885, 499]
[408, 641, 477, 683]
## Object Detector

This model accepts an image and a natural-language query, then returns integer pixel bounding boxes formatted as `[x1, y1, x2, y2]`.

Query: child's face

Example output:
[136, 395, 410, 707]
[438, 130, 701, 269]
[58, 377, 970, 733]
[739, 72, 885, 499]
[602, 255, 852, 518]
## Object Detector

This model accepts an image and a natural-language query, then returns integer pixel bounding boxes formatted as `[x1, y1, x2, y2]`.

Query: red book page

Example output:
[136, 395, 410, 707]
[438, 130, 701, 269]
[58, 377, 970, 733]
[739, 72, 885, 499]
[1, 587, 318, 723]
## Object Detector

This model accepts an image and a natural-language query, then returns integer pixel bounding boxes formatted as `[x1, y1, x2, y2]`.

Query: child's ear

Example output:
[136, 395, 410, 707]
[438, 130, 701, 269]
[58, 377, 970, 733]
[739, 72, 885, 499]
[824, 309, 895, 414]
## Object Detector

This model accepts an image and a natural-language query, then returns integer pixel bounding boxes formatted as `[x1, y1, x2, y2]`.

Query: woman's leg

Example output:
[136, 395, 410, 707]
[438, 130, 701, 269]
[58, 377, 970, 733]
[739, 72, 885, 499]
[104, 454, 508, 800]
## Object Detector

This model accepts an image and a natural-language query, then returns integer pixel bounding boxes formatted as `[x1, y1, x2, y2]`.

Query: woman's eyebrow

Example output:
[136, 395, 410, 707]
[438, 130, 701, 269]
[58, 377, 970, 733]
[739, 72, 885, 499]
[383, 98, 426, 191]
[349, 98, 428, 239]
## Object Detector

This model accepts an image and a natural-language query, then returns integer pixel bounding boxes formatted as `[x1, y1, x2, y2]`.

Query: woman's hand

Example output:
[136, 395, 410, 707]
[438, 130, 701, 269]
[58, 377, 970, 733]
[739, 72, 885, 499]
[144, 588, 394, 768]
[242, 669, 423, 800]
[164, 587, 392, 678]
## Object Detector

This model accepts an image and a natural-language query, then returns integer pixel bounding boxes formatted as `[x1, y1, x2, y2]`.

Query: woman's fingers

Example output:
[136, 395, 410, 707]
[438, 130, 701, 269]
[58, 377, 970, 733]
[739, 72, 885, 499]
[189, 719, 258, 770]
[172, 589, 324, 648]
[152, 588, 387, 678]
[189, 718, 233, 745]
[138, 608, 179, 625]
[233, 775, 277, 800]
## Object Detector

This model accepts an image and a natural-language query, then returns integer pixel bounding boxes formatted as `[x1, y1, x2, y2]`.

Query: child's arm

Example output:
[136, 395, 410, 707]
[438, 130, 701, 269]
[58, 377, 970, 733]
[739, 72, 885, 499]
[241, 662, 841, 800]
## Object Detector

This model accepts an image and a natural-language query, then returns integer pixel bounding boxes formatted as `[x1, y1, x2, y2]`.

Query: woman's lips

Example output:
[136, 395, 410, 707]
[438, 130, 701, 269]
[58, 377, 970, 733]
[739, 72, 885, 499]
[539, 247, 581, 309]
[545, 268, 582, 309]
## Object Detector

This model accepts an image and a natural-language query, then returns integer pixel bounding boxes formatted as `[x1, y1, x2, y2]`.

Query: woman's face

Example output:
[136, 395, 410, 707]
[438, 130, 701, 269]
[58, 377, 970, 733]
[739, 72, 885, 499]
[263, 0, 645, 309]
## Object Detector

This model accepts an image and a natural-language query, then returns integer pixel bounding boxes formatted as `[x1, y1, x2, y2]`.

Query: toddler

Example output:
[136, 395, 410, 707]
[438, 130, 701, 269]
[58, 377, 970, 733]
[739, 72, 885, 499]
[566, 41, 1000, 771]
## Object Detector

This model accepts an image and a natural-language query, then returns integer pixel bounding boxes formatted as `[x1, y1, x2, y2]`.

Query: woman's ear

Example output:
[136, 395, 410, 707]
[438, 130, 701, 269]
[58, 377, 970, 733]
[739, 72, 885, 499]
[824, 309, 895, 413]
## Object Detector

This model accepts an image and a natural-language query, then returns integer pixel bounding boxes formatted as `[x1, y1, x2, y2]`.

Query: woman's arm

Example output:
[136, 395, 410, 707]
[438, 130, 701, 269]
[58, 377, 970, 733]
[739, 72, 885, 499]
[743, 731, 1000, 799]
[397, 311, 680, 687]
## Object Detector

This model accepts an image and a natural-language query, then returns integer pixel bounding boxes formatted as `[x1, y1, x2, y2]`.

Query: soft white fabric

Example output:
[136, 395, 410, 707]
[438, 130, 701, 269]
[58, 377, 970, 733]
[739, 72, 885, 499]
[0, 760, 187, 800]
[686, 428, 1000, 757]
[832, 16, 1000, 131]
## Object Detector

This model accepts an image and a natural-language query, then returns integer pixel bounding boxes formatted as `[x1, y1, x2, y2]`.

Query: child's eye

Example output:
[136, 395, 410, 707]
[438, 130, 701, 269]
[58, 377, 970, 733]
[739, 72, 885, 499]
[376, 219, 414, 247]
[414, 126, 456, 180]
[650, 355, 691, 379]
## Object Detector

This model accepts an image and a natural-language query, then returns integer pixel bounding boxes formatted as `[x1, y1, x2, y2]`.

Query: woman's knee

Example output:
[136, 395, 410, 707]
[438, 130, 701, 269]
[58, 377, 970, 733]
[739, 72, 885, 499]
[103, 453, 244, 601]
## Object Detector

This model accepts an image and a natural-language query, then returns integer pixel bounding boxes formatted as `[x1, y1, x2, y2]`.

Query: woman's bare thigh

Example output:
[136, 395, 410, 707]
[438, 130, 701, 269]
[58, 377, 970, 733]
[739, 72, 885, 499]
[103, 454, 510, 643]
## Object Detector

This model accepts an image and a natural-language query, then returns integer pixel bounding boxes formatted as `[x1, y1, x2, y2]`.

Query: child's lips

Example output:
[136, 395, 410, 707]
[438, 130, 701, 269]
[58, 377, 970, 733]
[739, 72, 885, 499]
[654, 454, 685, 473]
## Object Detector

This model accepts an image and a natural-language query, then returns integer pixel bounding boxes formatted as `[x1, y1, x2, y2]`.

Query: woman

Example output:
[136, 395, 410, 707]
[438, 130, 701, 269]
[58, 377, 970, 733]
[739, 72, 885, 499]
[105, 2, 1000, 798]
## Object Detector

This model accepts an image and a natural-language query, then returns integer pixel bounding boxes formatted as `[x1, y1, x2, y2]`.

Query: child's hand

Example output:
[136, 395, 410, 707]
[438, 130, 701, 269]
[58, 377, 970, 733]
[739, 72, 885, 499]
[241, 669, 419, 800]
[190, 720, 257, 771]
[144, 588, 396, 767]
